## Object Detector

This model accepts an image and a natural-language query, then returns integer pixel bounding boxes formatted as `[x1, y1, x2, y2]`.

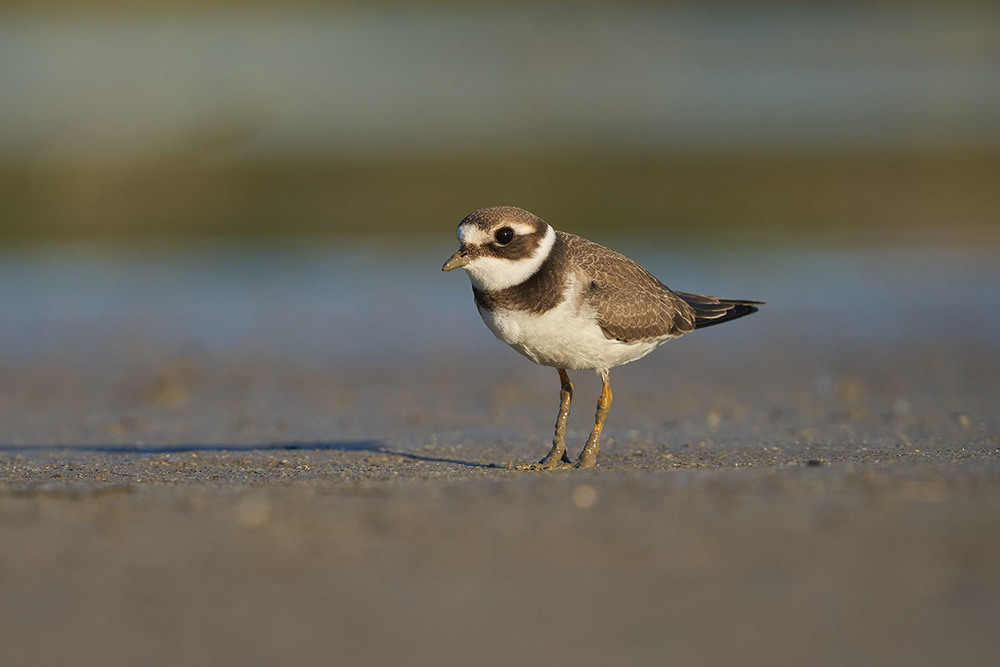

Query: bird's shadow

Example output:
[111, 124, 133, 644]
[0, 440, 504, 470]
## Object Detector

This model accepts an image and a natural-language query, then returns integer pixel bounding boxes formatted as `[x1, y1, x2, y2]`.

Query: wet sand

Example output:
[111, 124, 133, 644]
[1, 243, 998, 666]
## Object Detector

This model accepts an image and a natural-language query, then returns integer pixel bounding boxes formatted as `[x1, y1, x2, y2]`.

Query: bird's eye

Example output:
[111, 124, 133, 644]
[494, 227, 515, 245]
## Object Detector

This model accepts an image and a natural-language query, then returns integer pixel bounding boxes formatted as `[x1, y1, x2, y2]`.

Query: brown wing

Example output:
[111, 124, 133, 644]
[560, 233, 697, 343]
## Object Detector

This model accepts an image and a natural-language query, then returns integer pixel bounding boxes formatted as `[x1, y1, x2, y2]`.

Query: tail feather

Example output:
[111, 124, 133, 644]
[675, 291, 764, 330]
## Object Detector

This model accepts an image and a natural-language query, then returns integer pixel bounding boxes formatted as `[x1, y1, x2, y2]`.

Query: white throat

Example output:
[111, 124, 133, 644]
[464, 224, 556, 292]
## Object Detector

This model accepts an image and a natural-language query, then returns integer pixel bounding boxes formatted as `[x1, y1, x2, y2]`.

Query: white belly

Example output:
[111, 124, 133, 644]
[476, 282, 668, 371]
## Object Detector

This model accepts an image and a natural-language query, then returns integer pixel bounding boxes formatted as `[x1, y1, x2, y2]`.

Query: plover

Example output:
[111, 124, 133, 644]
[442, 206, 763, 469]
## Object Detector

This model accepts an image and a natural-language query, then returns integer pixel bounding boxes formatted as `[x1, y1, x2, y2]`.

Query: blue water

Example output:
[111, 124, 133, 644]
[1, 240, 997, 372]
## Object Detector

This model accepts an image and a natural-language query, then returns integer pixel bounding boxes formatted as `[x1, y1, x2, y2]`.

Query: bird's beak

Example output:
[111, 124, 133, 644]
[442, 250, 470, 272]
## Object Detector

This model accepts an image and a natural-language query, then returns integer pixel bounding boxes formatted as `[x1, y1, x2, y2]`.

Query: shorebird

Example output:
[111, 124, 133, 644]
[443, 206, 762, 469]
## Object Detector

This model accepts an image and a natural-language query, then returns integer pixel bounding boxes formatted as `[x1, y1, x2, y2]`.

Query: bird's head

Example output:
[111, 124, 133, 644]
[441, 206, 556, 292]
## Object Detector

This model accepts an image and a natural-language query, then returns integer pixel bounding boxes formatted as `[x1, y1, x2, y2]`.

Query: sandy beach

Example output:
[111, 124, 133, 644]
[1, 242, 998, 666]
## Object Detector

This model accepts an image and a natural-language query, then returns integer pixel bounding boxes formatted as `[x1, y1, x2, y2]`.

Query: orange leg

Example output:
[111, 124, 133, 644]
[575, 369, 612, 468]
[535, 368, 574, 467]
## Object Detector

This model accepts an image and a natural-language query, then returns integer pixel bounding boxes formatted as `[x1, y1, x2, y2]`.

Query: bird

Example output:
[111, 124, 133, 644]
[442, 206, 763, 469]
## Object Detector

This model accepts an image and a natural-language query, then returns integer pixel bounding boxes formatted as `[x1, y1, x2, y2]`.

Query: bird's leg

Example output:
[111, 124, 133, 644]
[575, 369, 612, 468]
[535, 368, 574, 467]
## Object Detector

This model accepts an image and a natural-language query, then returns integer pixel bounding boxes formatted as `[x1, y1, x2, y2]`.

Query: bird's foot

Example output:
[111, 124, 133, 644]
[517, 459, 573, 471]
[516, 447, 571, 471]
[516, 451, 597, 471]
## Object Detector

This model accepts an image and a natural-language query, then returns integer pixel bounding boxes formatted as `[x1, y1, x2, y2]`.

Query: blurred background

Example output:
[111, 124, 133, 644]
[2, 5, 1000, 667]
[0, 1, 998, 438]
[1, 0, 998, 244]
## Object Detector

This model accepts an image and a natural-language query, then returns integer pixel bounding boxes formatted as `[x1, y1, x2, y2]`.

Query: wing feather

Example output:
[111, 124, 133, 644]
[559, 233, 763, 342]
[673, 292, 764, 330]
[559, 233, 696, 343]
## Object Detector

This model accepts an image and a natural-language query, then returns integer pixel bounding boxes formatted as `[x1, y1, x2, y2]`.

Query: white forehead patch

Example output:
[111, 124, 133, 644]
[458, 224, 491, 245]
